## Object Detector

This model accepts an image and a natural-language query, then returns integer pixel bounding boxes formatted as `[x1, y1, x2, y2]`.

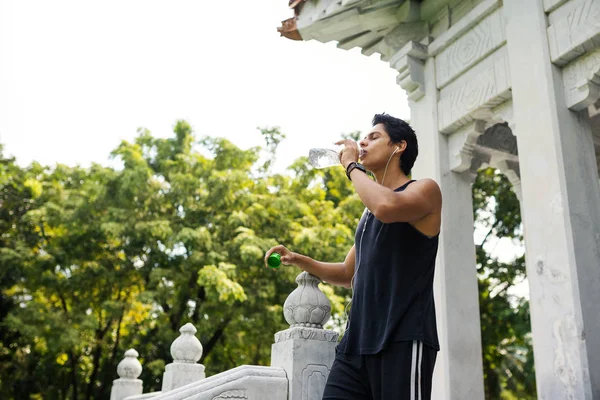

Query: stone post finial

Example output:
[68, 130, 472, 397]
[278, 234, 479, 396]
[283, 271, 331, 329]
[117, 349, 142, 379]
[161, 323, 206, 392]
[110, 349, 143, 400]
[170, 322, 203, 363]
[271, 272, 339, 400]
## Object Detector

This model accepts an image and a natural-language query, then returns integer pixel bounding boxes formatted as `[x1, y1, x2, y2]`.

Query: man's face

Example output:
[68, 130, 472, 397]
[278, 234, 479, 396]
[359, 123, 399, 170]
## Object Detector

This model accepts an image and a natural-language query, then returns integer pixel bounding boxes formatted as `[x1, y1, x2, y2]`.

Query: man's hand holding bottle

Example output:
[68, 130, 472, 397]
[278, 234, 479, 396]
[265, 245, 296, 269]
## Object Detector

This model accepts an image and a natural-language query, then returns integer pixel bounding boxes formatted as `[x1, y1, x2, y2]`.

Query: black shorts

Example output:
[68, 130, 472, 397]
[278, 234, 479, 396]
[322, 341, 437, 400]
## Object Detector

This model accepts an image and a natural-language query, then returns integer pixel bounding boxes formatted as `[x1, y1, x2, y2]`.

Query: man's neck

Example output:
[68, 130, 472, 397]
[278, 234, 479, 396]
[372, 168, 411, 190]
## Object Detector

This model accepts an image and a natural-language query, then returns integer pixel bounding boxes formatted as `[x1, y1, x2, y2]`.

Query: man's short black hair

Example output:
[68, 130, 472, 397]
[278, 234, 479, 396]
[372, 113, 418, 176]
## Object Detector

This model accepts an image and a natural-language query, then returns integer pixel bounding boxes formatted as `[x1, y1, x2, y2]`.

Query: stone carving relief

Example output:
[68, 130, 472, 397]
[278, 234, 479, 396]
[212, 390, 248, 400]
[449, 119, 520, 187]
[563, 48, 600, 111]
[283, 272, 331, 329]
[547, 0, 600, 66]
[435, 9, 505, 88]
[428, 0, 501, 55]
[274, 327, 339, 343]
[482, 100, 515, 132]
[448, 120, 486, 173]
[301, 365, 329, 400]
[438, 46, 511, 133]
[476, 123, 518, 155]
[458, 120, 522, 199]
[389, 41, 428, 102]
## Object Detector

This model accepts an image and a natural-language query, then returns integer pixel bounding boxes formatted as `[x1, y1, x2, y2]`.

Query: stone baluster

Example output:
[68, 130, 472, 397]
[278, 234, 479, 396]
[271, 271, 339, 400]
[161, 323, 206, 392]
[110, 349, 143, 400]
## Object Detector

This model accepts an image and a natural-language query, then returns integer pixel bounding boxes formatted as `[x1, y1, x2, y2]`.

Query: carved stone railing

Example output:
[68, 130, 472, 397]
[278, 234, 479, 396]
[109, 272, 338, 400]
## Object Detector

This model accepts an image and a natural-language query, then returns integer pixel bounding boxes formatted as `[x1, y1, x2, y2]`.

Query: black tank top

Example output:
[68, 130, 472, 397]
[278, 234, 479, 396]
[339, 180, 440, 354]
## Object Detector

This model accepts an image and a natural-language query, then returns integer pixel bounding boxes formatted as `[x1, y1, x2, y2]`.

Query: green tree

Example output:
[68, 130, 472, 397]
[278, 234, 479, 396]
[0, 147, 50, 399]
[0, 124, 360, 399]
[473, 168, 536, 399]
[0, 150, 146, 399]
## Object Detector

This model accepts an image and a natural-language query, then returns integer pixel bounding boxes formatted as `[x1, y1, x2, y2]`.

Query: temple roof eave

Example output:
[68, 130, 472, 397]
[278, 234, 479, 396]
[277, 0, 427, 62]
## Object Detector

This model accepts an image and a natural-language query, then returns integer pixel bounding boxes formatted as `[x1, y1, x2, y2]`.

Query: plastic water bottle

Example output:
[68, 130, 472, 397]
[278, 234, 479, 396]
[308, 147, 341, 169]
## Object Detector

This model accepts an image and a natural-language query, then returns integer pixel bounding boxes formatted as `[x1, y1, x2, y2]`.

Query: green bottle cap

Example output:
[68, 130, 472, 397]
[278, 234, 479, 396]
[268, 253, 281, 268]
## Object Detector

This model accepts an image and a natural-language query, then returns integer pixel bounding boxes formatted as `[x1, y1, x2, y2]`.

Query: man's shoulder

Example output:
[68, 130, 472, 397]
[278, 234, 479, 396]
[406, 179, 442, 207]
[408, 178, 440, 192]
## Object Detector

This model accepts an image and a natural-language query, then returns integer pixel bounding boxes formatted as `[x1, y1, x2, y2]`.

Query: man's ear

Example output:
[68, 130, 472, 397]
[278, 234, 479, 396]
[397, 140, 408, 153]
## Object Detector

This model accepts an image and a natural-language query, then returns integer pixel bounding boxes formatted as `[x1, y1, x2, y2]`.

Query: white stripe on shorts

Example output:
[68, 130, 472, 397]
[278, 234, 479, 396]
[417, 341, 423, 400]
[410, 340, 424, 400]
[410, 341, 417, 400]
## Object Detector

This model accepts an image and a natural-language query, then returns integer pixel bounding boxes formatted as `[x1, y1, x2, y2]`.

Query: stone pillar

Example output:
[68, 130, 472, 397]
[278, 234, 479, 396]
[391, 42, 485, 399]
[161, 323, 206, 392]
[504, 0, 600, 398]
[110, 349, 143, 400]
[270, 272, 339, 400]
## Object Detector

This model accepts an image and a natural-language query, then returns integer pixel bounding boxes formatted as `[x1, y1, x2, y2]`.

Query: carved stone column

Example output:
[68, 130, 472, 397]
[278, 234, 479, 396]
[505, 0, 600, 398]
[270, 272, 339, 400]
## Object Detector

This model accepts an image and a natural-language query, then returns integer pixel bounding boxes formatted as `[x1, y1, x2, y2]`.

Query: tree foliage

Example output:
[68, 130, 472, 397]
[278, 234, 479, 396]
[473, 168, 536, 399]
[0, 126, 534, 399]
[0, 124, 361, 399]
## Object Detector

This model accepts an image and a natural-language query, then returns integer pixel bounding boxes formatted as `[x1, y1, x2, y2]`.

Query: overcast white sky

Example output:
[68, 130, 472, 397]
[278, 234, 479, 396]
[0, 0, 408, 173]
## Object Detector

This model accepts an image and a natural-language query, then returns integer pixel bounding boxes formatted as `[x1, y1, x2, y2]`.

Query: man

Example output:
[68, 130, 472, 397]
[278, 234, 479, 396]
[265, 113, 442, 400]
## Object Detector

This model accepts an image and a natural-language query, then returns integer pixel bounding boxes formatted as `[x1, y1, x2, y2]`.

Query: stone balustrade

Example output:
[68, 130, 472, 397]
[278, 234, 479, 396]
[109, 271, 338, 400]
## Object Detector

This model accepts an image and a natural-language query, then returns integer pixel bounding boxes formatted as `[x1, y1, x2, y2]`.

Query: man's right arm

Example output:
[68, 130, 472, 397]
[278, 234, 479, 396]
[265, 245, 356, 289]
